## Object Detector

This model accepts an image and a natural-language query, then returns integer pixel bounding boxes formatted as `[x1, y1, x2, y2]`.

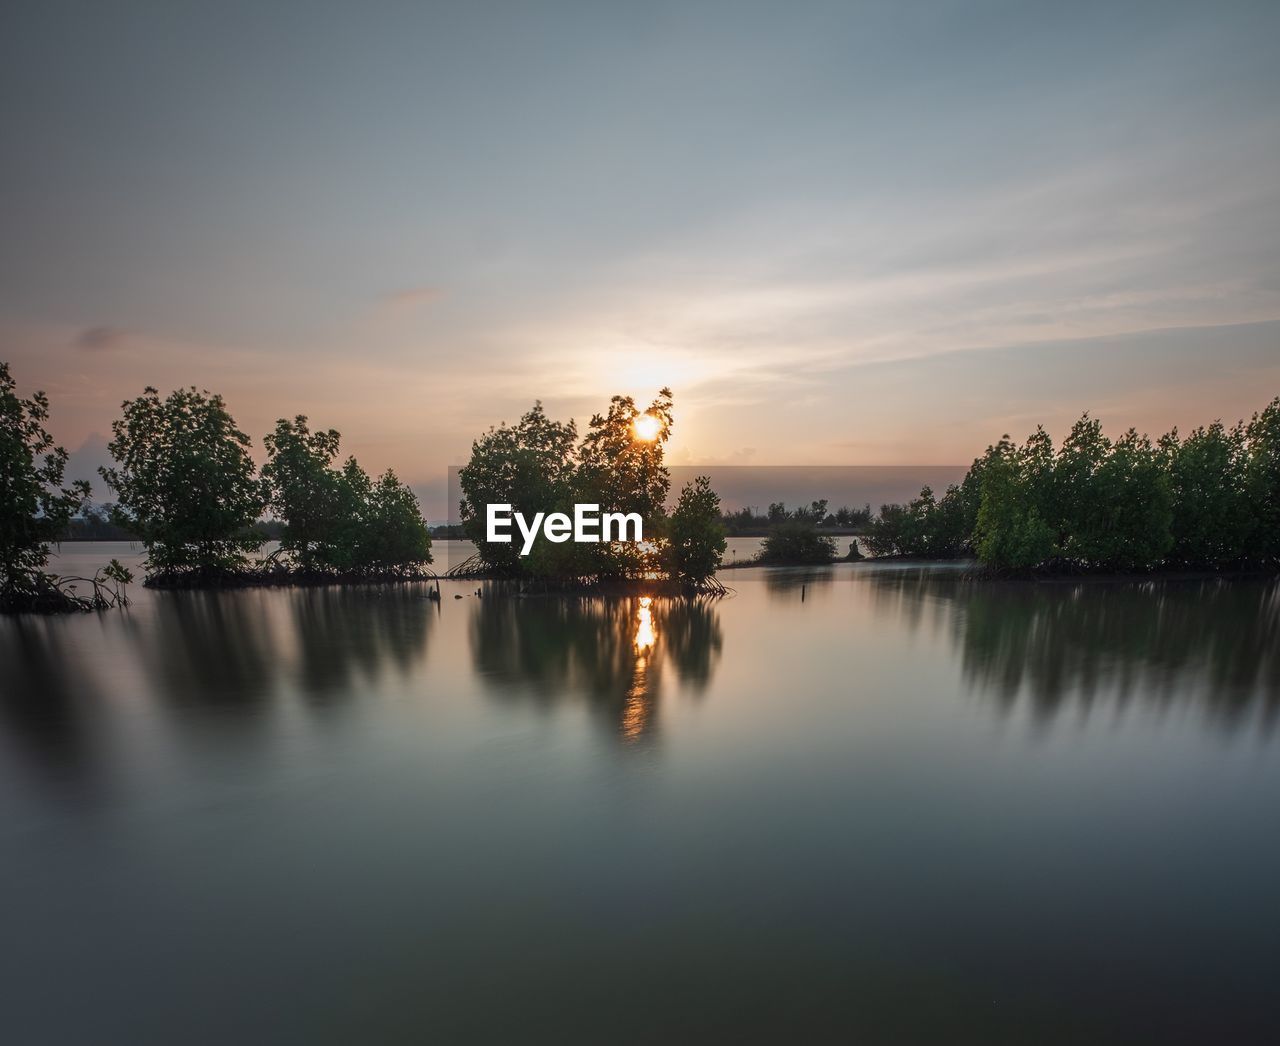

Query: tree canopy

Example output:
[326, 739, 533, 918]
[868, 396, 1280, 573]
[2, 361, 133, 612]
[665, 476, 727, 587]
[262, 416, 431, 574]
[758, 521, 838, 565]
[1, 361, 91, 605]
[262, 416, 346, 570]
[575, 388, 673, 522]
[459, 388, 726, 588]
[329, 459, 432, 572]
[460, 389, 675, 578]
[100, 386, 265, 576]
[457, 402, 578, 575]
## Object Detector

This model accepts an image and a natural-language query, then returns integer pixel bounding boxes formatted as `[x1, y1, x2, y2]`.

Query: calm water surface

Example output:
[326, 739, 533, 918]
[2, 543, 1279, 1043]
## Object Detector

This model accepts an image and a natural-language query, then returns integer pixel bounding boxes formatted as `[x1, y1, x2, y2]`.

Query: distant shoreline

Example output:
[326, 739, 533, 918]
[719, 556, 1280, 584]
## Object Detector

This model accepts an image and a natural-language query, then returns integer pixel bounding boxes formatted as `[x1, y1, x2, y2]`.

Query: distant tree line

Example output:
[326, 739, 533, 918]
[63, 504, 136, 541]
[864, 398, 1280, 572]
[721, 501, 872, 534]
[458, 389, 727, 590]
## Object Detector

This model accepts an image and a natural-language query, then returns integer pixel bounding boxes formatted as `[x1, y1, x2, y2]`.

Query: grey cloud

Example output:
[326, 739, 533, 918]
[75, 326, 128, 350]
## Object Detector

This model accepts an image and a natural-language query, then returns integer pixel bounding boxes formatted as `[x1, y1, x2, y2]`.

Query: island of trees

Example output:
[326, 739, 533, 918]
[2, 362, 433, 612]
[457, 388, 728, 592]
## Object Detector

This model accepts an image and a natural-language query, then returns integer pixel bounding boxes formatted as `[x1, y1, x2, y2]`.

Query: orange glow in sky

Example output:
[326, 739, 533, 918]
[633, 414, 662, 442]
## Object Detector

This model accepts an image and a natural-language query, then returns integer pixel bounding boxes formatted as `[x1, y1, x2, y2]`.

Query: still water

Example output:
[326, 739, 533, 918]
[2, 543, 1279, 1044]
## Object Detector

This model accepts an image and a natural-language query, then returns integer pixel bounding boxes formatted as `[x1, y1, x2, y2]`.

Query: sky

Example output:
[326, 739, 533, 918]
[3, 0, 1279, 516]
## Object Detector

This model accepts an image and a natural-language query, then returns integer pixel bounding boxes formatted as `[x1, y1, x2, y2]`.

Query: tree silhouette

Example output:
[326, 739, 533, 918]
[665, 476, 727, 587]
[1, 361, 89, 588]
[100, 385, 265, 577]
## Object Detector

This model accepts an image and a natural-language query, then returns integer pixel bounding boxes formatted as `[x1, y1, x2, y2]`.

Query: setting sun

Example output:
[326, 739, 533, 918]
[633, 413, 661, 442]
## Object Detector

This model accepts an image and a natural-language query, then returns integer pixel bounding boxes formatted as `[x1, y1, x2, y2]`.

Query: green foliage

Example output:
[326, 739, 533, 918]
[575, 387, 674, 522]
[263, 417, 430, 573]
[954, 455, 987, 537]
[1161, 422, 1252, 568]
[972, 438, 1057, 571]
[974, 417, 1172, 572]
[865, 485, 969, 557]
[799, 499, 829, 523]
[519, 531, 600, 582]
[759, 521, 838, 564]
[864, 503, 906, 557]
[1052, 416, 1106, 563]
[721, 501, 869, 534]
[855, 398, 1278, 573]
[460, 389, 683, 583]
[665, 476, 727, 586]
[0, 361, 91, 603]
[1245, 397, 1280, 563]
[458, 402, 577, 574]
[339, 462, 432, 571]
[102, 558, 134, 589]
[1072, 426, 1172, 570]
[262, 416, 346, 569]
[833, 504, 873, 528]
[565, 387, 673, 579]
[100, 386, 265, 575]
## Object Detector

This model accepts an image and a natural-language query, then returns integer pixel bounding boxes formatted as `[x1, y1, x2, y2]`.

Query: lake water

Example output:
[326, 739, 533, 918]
[2, 543, 1279, 1043]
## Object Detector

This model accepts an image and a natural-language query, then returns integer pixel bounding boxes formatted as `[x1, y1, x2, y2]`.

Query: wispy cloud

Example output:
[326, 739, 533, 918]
[74, 326, 128, 350]
[383, 286, 444, 308]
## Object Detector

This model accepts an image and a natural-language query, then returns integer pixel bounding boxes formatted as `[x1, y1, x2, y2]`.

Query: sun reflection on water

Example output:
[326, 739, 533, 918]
[634, 596, 656, 652]
[622, 597, 657, 741]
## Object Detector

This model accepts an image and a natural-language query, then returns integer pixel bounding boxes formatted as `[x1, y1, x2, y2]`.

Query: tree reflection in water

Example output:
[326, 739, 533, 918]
[134, 590, 281, 705]
[0, 617, 111, 802]
[133, 587, 434, 703]
[469, 592, 723, 743]
[283, 585, 435, 703]
[868, 568, 1280, 730]
[0, 585, 439, 808]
